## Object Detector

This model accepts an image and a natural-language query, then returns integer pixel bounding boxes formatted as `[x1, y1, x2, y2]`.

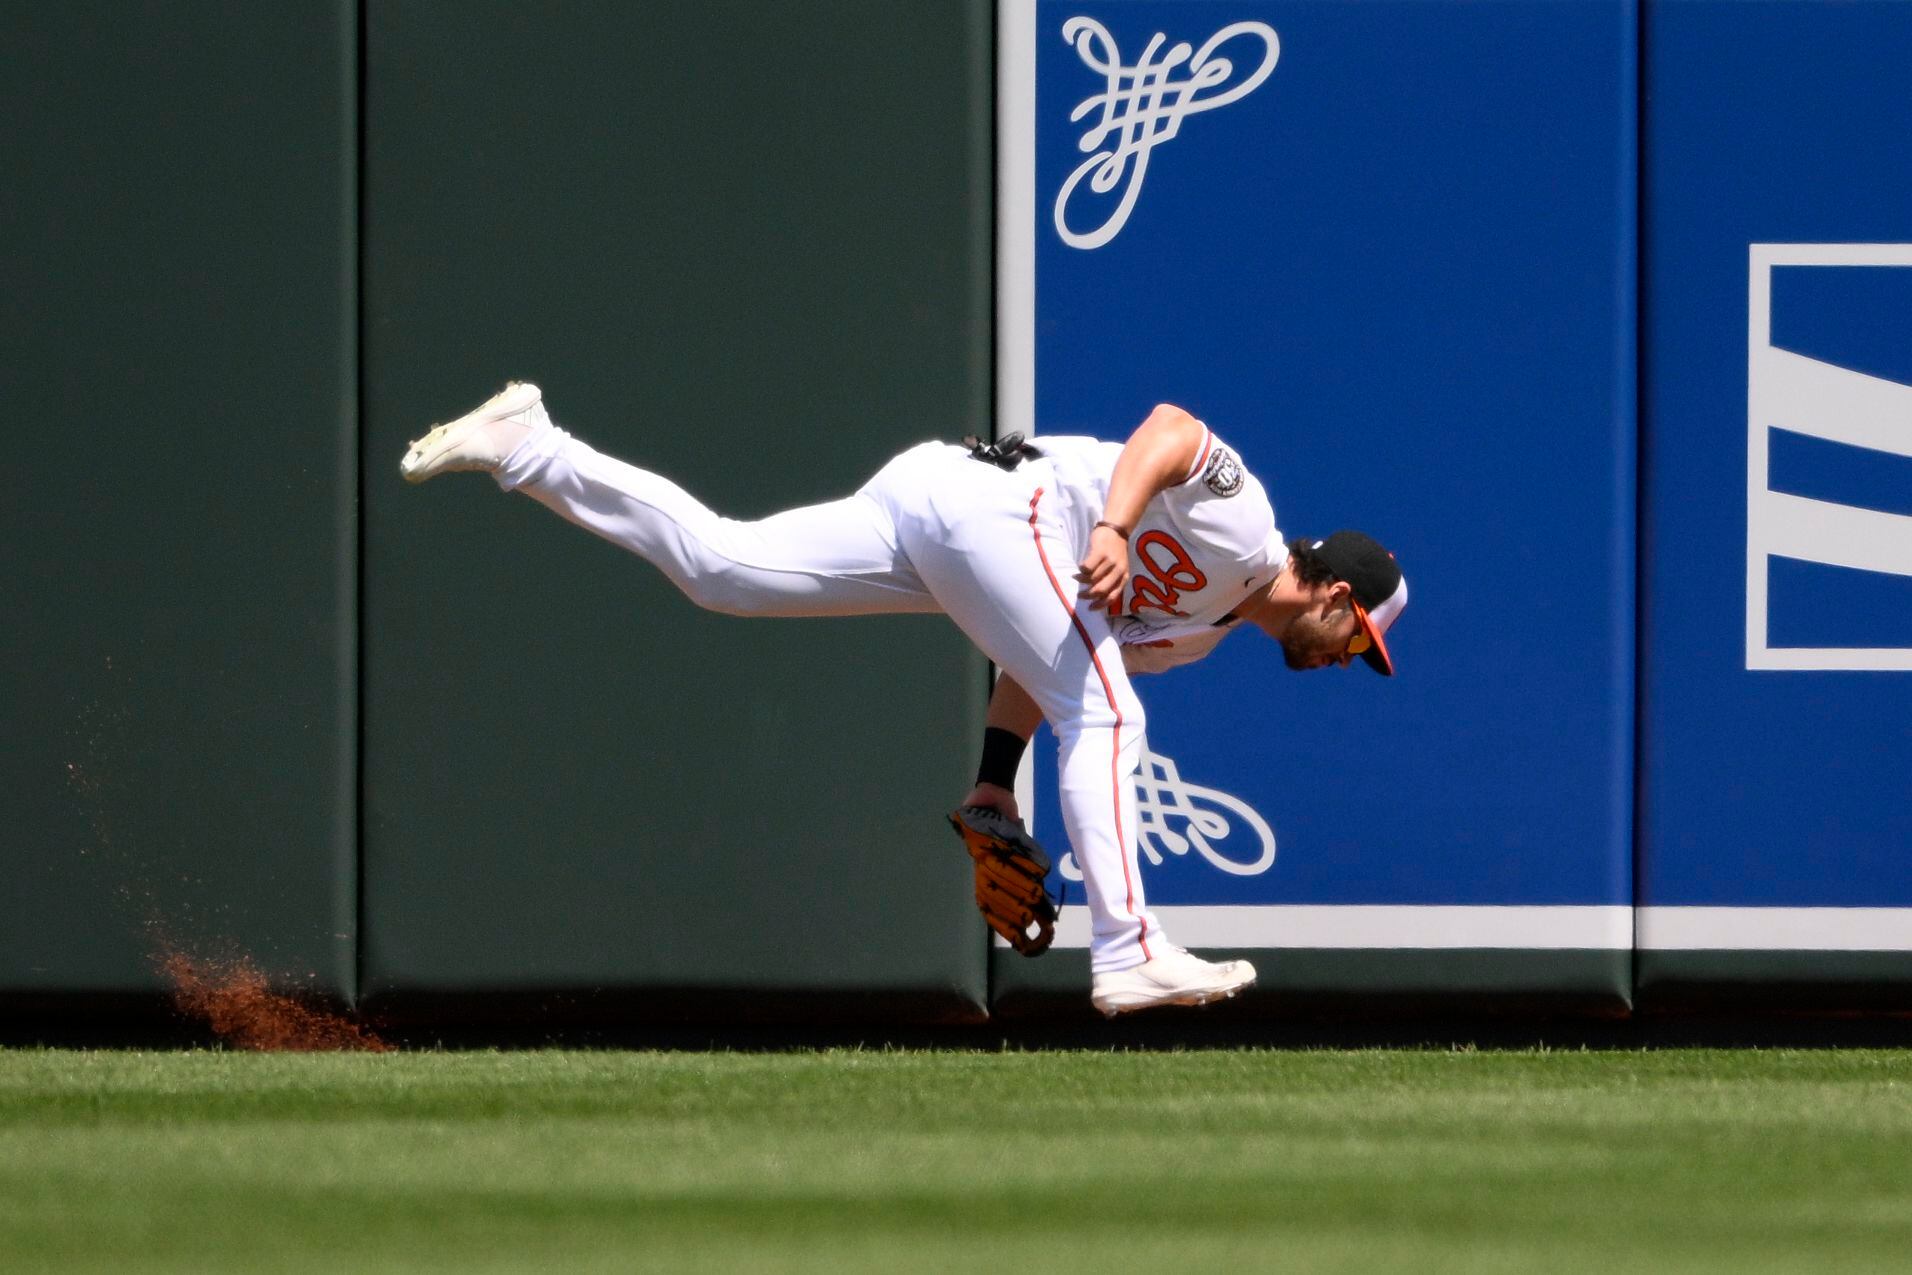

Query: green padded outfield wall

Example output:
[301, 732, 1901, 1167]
[1, 3, 359, 1006]
[360, 0, 995, 1021]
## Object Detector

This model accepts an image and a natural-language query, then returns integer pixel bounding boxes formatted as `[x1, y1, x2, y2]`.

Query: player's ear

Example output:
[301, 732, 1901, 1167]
[1324, 579, 1353, 608]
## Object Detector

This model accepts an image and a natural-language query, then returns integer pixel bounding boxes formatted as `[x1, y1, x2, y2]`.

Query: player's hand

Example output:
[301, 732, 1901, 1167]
[1075, 525, 1129, 612]
[959, 782, 1019, 823]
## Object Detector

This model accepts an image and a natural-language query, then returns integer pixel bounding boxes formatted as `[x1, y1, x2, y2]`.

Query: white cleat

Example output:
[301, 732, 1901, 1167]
[1090, 949, 1258, 1018]
[400, 382, 547, 483]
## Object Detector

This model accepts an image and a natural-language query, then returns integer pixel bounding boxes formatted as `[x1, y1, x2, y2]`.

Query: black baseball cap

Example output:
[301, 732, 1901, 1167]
[1311, 530, 1407, 676]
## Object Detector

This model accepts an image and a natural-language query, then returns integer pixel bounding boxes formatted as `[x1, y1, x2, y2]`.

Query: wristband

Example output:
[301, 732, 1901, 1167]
[1093, 520, 1131, 540]
[976, 726, 1029, 791]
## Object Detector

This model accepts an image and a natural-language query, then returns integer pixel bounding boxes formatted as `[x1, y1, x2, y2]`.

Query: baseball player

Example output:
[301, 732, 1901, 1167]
[401, 384, 1407, 1016]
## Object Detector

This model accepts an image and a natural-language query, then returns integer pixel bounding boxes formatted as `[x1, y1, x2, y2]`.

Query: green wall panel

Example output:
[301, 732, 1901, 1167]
[1636, 952, 1912, 1014]
[0, 2, 358, 1000]
[361, 0, 993, 1018]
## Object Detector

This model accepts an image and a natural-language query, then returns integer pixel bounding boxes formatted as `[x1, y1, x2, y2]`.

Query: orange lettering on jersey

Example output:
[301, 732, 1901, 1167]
[1127, 530, 1209, 617]
[1130, 574, 1186, 617]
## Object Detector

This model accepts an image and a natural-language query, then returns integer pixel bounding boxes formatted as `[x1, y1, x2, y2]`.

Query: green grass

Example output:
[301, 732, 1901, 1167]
[2, 1048, 1909, 1273]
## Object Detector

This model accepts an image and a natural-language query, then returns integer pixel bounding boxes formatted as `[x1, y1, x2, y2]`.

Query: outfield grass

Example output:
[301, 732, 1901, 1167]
[2, 1047, 1909, 1273]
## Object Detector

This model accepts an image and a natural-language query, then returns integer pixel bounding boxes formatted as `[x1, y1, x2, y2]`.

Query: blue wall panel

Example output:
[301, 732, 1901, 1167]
[1641, 0, 1912, 920]
[1022, 0, 1635, 948]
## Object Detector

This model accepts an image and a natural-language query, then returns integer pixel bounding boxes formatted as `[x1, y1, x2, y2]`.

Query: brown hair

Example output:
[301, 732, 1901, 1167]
[1284, 537, 1339, 589]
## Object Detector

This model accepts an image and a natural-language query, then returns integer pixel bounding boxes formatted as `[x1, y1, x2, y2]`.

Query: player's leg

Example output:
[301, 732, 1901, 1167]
[884, 457, 1254, 1008]
[403, 384, 939, 617]
[886, 464, 1163, 973]
[501, 429, 944, 617]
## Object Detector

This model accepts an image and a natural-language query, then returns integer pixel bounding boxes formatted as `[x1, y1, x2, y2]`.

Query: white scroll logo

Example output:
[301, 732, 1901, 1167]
[1060, 743, 1277, 881]
[1055, 17, 1281, 250]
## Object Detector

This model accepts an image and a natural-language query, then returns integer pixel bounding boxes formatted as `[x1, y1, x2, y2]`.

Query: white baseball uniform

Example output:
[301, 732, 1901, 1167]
[494, 414, 1285, 973]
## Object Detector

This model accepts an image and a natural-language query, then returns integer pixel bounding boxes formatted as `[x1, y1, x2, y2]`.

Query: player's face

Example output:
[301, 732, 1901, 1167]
[1279, 594, 1365, 671]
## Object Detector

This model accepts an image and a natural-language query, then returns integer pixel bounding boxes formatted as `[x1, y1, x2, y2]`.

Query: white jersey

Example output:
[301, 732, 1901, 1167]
[495, 409, 1282, 975]
[1031, 427, 1287, 674]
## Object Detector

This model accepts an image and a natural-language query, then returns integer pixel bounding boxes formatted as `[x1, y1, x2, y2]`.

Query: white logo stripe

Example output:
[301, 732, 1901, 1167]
[1746, 243, 1912, 670]
[1013, 905, 1633, 950]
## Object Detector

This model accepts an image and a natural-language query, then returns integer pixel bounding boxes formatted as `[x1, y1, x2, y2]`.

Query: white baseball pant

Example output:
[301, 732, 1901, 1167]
[495, 425, 1165, 973]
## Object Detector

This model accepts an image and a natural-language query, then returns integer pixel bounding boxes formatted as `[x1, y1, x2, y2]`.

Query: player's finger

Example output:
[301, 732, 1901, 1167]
[1085, 572, 1125, 609]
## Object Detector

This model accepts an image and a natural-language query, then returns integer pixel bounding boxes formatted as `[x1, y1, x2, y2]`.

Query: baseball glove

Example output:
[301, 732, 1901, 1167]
[948, 804, 1057, 956]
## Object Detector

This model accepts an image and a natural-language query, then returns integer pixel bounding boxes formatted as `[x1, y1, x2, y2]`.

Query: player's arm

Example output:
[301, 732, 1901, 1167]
[958, 673, 1044, 821]
[1075, 403, 1207, 611]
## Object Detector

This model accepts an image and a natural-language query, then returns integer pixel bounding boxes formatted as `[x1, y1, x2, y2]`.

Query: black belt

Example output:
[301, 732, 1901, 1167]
[962, 432, 1043, 472]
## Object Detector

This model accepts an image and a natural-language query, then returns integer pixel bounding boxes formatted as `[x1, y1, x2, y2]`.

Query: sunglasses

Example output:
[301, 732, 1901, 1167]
[1345, 597, 1374, 660]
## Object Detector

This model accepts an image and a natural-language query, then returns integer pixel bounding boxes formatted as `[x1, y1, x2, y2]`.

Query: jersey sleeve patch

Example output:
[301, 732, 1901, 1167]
[1201, 445, 1245, 497]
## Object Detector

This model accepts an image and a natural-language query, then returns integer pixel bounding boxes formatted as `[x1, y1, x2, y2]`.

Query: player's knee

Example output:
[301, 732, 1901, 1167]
[678, 569, 790, 617]
[682, 577, 763, 616]
[1055, 699, 1145, 744]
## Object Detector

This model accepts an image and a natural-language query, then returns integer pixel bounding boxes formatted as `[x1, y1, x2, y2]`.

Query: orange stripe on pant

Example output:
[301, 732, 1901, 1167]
[1025, 488, 1152, 961]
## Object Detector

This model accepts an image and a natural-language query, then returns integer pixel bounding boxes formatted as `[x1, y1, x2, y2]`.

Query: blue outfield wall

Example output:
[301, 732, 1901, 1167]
[997, 0, 1637, 1008]
[1637, 0, 1912, 1001]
